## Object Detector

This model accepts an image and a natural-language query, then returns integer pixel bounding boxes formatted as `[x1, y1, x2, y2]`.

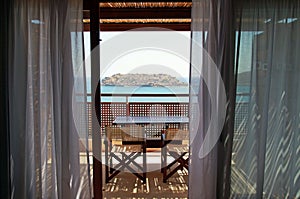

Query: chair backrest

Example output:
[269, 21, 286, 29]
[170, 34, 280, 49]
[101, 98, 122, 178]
[105, 126, 145, 142]
[165, 128, 189, 142]
[121, 125, 145, 142]
[105, 126, 123, 141]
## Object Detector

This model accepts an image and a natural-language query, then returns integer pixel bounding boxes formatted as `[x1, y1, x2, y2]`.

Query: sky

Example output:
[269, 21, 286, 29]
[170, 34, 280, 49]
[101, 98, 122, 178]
[84, 31, 191, 81]
[83, 31, 253, 80]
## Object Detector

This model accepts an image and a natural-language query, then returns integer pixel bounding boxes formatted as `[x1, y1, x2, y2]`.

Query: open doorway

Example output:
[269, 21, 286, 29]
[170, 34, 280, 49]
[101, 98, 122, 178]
[83, 1, 192, 198]
[85, 30, 191, 198]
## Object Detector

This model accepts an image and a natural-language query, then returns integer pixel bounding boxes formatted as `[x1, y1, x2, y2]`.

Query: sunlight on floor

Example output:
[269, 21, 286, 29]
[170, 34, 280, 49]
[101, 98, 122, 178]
[103, 169, 188, 199]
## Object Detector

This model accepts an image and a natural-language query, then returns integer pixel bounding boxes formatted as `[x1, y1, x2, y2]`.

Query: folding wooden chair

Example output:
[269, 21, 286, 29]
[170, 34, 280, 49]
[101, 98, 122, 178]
[161, 128, 189, 182]
[104, 126, 147, 183]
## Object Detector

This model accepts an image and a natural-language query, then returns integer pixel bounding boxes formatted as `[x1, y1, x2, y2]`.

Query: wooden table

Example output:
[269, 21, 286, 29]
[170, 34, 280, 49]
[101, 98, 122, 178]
[113, 116, 189, 125]
[113, 116, 189, 147]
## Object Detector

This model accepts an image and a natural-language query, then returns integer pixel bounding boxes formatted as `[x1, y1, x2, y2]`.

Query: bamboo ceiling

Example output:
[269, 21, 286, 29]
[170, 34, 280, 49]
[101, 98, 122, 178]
[83, 1, 192, 31]
[83, 19, 191, 23]
[99, 2, 192, 8]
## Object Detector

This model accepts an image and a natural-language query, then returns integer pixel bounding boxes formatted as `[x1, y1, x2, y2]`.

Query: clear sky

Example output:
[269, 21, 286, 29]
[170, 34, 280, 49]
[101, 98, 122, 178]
[84, 31, 191, 81]
[83, 31, 253, 80]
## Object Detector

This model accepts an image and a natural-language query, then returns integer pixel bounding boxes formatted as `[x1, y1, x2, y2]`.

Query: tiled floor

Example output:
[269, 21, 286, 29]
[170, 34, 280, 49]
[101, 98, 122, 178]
[102, 169, 188, 199]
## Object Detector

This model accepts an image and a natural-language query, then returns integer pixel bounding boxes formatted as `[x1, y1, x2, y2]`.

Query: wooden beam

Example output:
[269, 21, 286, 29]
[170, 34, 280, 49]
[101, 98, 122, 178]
[90, 0, 102, 198]
[84, 23, 191, 31]
[97, 0, 192, 2]
[83, 7, 191, 19]
[84, 0, 192, 9]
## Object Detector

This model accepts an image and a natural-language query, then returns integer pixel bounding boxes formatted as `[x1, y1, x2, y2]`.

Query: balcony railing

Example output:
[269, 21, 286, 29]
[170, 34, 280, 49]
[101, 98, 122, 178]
[91, 93, 189, 138]
[85, 92, 249, 138]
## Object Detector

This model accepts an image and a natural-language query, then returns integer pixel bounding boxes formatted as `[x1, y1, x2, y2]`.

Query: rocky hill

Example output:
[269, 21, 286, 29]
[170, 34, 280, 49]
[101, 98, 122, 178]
[102, 73, 188, 87]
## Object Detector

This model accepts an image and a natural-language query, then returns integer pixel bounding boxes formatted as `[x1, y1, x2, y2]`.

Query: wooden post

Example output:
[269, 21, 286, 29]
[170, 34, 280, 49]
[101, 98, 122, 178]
[90, 0, 102, 198]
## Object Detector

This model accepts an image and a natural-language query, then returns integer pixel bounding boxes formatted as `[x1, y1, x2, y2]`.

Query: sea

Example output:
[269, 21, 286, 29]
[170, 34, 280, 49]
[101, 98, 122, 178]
[84, 85, 250, 103]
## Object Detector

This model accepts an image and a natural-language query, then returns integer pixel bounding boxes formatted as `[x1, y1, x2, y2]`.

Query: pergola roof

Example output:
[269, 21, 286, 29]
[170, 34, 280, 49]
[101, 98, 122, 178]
[83, 1, 192, 31]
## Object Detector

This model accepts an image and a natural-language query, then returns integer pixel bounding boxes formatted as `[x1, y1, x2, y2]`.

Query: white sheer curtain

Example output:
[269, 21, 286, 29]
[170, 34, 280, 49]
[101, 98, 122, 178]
[190, 0, 235, 198]
[191, 0, 300, 198]
[233, 0, 300, 198]
[8, 0, 91, 198]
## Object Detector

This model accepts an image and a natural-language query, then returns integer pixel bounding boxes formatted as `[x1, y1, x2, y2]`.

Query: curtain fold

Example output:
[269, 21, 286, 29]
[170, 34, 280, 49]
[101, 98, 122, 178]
[190, 0, 236, 198]
[191, 0, 300, 198]
[8, 0, 91, 198]
[233, 0, 300, 198]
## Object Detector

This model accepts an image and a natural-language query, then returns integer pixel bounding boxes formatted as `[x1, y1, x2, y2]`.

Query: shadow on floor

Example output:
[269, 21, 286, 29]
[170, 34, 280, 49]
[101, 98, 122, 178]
[103, 169, 188, 199]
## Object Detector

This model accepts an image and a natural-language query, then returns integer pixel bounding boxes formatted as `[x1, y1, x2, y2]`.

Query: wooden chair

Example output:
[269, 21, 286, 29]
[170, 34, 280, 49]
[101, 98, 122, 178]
[104, 126, 147, 183]
[161, 128, 189, 182]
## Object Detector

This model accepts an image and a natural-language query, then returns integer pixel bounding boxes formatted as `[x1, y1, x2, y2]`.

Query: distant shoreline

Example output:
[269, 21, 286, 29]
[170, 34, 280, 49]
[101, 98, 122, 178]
[100, 84, 188, 87]
[101, 73, 188, 87]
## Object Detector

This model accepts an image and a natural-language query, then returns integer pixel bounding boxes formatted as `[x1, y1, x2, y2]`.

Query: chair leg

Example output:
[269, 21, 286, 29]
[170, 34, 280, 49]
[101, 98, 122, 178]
[143, 144, 147, 183]
[105, 165, 110, 183]
[163, 151, 189, 182]
[104, 141, 147, 184]
[162, 148, 167, 183]
[161, 144, 167, 173]
[104, 142, 109, 183]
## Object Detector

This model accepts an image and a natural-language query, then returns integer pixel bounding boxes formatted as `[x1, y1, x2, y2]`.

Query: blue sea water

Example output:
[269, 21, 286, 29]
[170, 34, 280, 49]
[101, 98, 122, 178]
[101, 86, 189, 102]
[85, 85, 250, 103]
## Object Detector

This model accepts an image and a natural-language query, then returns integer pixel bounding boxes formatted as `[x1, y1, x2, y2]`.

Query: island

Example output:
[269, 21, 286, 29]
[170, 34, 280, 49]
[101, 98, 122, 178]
[102, 73, 188, 87]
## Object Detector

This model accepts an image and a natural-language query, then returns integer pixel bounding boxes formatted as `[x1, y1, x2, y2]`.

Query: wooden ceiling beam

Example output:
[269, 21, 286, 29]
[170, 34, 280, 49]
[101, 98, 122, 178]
[98, 0, 192, 2]
[83, 7, 191, 19]
[83, 23, 191, 31]
[83, 0, 192, 10]
[83, 1, 192, 32]
[84, 0, 192, 9]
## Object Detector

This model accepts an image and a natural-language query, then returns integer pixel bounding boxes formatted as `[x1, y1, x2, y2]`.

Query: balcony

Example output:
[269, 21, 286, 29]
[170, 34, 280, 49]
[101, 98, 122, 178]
[81, 91, 252, 198]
